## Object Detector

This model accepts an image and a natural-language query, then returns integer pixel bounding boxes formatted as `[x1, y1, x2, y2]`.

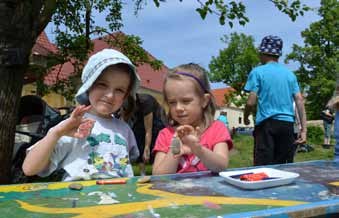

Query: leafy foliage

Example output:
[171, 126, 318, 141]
[32, 0, 162, 101]
[209, 33, 260, 107]
[192, 0, 308, 28]
[285, 0, 339, 119]
[30, 0, 311, 101]
[134, 1, 309, 28]
[271, 0, 310, 21]
[307, 125, 324, 145]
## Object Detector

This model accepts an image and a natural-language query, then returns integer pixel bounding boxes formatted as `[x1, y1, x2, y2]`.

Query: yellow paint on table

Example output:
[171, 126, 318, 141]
[16, 183, 307, 218]
[329, 181, 339, 186]
[0, 178, 129, 193]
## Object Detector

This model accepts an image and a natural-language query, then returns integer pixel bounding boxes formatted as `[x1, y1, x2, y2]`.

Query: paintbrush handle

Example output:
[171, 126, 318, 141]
[96, 179, 126, 185]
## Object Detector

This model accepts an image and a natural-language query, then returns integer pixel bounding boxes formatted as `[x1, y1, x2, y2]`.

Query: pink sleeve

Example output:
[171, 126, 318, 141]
[202, 121, 233, 150]
[152, 127, 174, 154]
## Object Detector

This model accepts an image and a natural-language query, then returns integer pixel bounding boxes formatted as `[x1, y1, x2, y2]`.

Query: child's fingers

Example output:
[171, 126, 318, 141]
[173, 144, 191, 158]
[73, 132, 87, 139]
[80, 118, 95, 128]
[71, 105, 91, 118]
[195, 126, 201, 136]
[76, 119, 95, 138]
[176, 125, 193, 138]
[80, 105, 92, 114]
[70, 105, 85, 118]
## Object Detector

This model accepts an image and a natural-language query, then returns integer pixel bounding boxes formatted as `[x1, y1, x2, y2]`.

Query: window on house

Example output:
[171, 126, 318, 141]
[239, 117, 242, 124]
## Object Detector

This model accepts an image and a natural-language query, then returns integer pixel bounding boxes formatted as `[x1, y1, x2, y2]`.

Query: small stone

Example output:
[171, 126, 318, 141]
[69, 183, 83, 190]
[137, 176, 151, 184]
[170, 136, 181, 155]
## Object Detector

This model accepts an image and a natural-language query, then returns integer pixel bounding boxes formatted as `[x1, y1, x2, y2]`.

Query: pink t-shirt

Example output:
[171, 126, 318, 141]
[153, 120, 233, 173]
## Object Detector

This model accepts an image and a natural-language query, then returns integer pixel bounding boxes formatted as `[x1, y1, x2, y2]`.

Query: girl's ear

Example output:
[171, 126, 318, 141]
[202, 93, 211, 108]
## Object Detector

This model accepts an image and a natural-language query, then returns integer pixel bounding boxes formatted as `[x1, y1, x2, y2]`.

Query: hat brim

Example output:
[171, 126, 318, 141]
[258, 49, 281, 57]
[75, 60, 140, 105]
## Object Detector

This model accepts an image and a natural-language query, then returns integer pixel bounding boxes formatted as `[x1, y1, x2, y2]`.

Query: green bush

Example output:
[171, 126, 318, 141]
[307, 125, 324, 145]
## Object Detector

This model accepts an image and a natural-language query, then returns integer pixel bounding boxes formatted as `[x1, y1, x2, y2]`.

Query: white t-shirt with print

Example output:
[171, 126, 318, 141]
[35, 113, 139, 181]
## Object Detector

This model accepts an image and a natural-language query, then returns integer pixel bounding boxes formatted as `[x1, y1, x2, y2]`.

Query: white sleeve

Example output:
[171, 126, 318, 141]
[37, 136, 73, 177]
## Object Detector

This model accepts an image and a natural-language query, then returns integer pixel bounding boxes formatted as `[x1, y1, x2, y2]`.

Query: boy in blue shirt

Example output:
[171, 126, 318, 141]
[244, 35, 307, 166]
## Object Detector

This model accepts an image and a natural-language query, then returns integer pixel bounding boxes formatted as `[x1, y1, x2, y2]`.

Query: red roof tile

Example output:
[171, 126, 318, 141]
[24, 32, 59, 83]
[42, 32, 168, 92]
[32, 32, 58, 55]
[44, 61, 75, 85]
[91, 34, 168, 92]
[211, 87, 235, 107]
[32, 32, 238, 108]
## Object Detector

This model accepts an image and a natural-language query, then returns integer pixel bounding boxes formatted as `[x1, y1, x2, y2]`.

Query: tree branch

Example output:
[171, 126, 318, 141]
[36, 0, 57, 35]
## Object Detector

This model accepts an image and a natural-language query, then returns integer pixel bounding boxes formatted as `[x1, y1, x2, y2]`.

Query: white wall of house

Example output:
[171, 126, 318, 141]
[215, 106, 254, 130]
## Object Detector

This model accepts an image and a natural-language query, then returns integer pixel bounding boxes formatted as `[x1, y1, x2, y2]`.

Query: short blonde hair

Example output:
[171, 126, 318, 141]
[163, 63, 216, 130]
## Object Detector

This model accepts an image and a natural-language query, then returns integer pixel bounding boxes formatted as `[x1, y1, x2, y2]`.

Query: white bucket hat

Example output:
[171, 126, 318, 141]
[75, 49, 140, 105]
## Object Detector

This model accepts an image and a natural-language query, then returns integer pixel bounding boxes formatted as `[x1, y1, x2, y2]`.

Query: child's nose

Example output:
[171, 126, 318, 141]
[105, 90, 115, 98]
[175, 102, 184, 111]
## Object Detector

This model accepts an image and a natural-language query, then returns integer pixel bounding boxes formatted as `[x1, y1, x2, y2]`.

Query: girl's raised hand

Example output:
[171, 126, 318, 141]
[173, 144, 192, 158]
[176, 125, 200, 146]
[175, 125, 203, 155]
[53, 105, 95, 139]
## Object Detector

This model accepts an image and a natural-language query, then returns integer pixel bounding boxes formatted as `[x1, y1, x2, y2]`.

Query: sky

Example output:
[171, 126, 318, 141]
[120, 0, 321, 70]
[46, 1, 321, 71]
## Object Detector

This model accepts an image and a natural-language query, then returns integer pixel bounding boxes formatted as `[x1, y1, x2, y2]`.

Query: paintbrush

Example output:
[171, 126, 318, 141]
[170, 136, 181, 155]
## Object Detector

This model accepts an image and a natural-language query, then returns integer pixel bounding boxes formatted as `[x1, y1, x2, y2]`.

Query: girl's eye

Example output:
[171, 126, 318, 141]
[116, 88, 126, 94]
[95, 82, 107, 87]
[168, 101, 176, 106]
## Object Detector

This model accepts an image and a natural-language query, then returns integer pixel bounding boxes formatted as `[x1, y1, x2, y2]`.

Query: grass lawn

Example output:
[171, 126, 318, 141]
[133, 133, 335, 176]
[229, 134, 334, 168]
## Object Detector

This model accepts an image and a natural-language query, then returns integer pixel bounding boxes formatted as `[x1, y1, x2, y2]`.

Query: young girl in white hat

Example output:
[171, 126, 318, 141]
[23, 49, 140, 181]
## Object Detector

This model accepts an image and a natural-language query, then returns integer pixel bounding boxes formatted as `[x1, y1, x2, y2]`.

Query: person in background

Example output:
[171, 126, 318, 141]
[333, 75, 339, 161]
[291, 102, 301, 156]
[325, 73, 339, 160]
[217, 111, 229, 130]
[244, 35, 307, 166]
[321, 103, 334, 149]
[128, 93, 166, 176]
[22, 49, 140, 181]
[333, 97, 339, 161]
[152, 63, 233, 175]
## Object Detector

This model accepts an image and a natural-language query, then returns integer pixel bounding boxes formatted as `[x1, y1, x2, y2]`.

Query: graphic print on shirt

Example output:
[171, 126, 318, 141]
[85, 132, 132, 179]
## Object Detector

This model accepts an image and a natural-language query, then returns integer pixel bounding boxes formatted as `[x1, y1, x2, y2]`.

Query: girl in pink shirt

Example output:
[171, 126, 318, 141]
[152, 63, 233, 175]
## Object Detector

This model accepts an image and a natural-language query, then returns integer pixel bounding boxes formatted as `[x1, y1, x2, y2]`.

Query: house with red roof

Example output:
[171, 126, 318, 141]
[23, 32, 253, 128]
[211, 82, 254, 128]
[23, 32, 168, 108]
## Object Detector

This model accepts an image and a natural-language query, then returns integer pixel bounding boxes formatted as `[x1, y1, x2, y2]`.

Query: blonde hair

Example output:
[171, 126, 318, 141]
[163, 63, 216, 130]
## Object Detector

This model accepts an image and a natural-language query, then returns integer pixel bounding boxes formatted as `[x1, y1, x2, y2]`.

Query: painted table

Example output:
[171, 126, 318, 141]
[1, 160, 339, 217]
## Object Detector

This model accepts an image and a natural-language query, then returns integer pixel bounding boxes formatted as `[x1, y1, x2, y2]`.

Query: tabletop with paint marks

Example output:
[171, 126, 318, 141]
[1, 160, 339, 217]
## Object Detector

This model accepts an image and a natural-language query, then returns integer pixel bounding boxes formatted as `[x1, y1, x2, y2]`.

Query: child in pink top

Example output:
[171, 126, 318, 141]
[152, 63, 233, 175]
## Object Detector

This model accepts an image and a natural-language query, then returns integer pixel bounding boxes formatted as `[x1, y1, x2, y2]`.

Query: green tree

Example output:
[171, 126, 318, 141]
[209, 33, 259, 107]
[285, 0, 339, 119]
[40, 2, 162, 101]
[0, 0, 309, 183]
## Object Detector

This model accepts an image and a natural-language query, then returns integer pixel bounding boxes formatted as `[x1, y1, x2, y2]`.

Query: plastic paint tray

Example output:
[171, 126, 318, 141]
[219, 168, 299, 190]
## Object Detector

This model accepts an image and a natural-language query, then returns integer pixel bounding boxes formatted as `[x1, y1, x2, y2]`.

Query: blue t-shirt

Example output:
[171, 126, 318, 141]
[244, 62, 300, 125]
[217, 115, 229, 127]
